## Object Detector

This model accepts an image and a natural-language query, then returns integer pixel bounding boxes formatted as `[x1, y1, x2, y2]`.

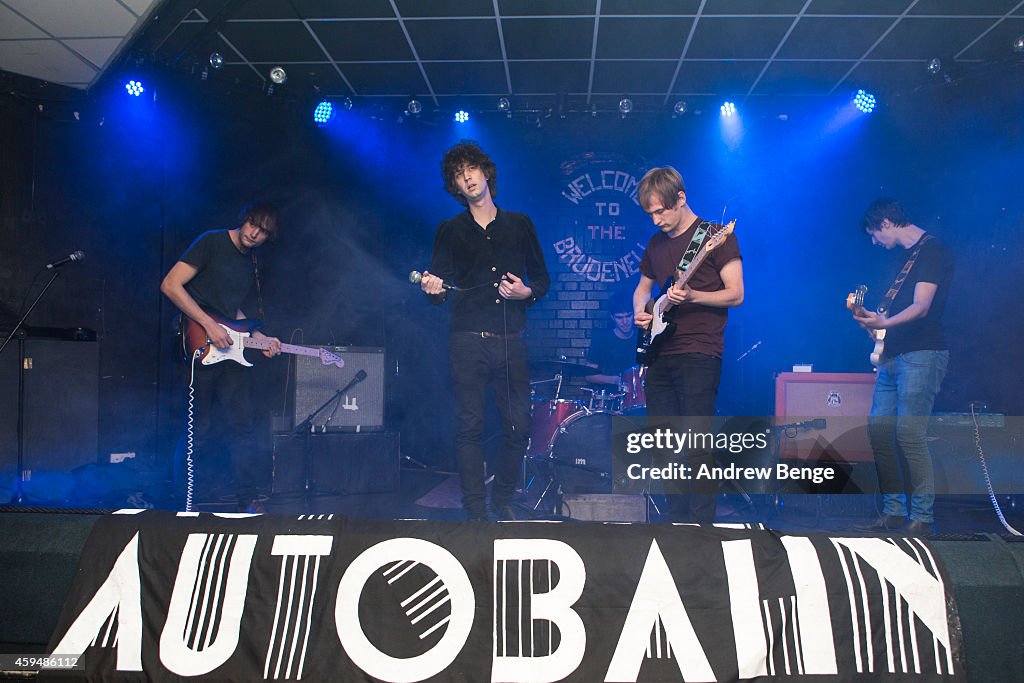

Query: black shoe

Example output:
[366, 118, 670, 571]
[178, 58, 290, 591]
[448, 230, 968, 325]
[466, 508, 487, 521]
[856, 515, 907, 532]
[494, 503, 519, 521]
[902, 520, 934, 536]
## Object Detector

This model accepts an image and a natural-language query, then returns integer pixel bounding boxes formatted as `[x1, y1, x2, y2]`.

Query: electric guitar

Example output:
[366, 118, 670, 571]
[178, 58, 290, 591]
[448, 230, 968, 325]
[636, 219, 736, 366]
[180, 312, 344, 368]
[846, 285, 886, 367]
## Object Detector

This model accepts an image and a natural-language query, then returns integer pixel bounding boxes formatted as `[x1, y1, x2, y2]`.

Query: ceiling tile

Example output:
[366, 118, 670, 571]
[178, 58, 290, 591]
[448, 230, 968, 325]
[702, 0, 809, 15]
[779, 17, 895, 59]
[220, 21, 327, 62]
[405, 19, 502, 60]
[0, 4, 46, 39]
[869, 17, 997, 59]
[423, 61, 508, 94]
[311, 20, 413, 61]
[498, 0, 597, 16]
[601, 0, 701, 15]
[62, 38, 123, 70]
[508, 60, 590, 93]
[687, 17, 795, 59]
[957, 17, 1024, 60]
[592, 60, 678, 94]
[501, 17, 594, 59]
[395, 0, 495, 17]
[290, 0, 394, 19]
[342, 62, 427, 95]
[753, 60, 855, 94]
[842, 60, 929, 95]
[908, 0, 1022, 16]
[807, 0, 912, 14]
[4, 0, 138, 38]
[671, 60, 765, 94]
[0, 39, 97, 86]
[596, 17, 696, 59]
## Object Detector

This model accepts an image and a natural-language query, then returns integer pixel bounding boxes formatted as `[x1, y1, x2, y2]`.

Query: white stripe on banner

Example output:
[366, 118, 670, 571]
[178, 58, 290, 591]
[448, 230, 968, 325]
[782, 536, 837, 675]
[831, 539, 863, 673]
[722, 538, 767, 678]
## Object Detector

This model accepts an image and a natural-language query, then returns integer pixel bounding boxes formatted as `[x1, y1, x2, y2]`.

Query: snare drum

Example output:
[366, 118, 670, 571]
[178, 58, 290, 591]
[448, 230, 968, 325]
[528, 399, 581, 455]
[620, 365, 647, 413]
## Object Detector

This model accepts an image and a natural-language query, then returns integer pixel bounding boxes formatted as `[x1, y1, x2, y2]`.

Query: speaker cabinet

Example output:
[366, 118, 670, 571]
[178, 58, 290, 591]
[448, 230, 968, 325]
[294, 346, 385, 431]
[0, 339, 99, 477]
[774, 372, 876, 463]
[272, 432, 399, 495]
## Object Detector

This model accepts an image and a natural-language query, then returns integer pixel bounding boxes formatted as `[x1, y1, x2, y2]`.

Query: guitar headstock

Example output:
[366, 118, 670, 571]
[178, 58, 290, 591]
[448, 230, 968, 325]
[706, 219, 736, 253]
[319, 348, 345, 368]
[846, 284, 868, 310]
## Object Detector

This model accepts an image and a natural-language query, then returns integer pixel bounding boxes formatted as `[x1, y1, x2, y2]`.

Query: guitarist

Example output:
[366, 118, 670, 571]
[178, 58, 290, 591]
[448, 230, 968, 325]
[160, 202, 282, 513]
[852, 198, 953, 535]
[632, 167, 743, 523]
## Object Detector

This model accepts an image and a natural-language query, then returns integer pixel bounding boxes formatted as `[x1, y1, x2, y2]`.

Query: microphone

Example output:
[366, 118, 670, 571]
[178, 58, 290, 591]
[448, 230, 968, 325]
[46, 250, 85, 269]
[409, 270, 456, 291]
[774, 418, 827, 431]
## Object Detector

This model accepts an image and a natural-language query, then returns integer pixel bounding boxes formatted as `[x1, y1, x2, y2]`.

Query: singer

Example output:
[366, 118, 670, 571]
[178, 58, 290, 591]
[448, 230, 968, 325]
[419, 141, 549, 521]
[160, 201, 283, 513]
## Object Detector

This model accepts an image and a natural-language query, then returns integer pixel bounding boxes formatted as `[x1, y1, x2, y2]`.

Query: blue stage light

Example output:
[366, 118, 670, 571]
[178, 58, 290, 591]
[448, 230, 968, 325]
[313, 100, 335, 126]
[454, 110, 469, 123]
[125, 80, 145, 97]
[854, 89, 876, 113]
[720, 101, 736, 117]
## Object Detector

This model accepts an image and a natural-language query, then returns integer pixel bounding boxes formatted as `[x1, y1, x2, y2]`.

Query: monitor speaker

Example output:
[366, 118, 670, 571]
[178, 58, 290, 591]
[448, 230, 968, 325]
[272, 432, 399, 495]
[774, 372, 876, 462]
[293, 346, 385, 431]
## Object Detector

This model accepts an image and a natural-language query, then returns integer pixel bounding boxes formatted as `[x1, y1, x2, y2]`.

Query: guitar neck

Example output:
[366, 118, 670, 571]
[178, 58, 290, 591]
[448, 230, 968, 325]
[243, 337, 322, 359]
[662, 248, 715, 314]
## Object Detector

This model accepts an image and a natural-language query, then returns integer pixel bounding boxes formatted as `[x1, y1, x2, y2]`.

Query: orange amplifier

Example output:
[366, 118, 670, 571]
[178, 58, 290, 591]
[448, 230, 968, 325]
[774, 372, 876, 463]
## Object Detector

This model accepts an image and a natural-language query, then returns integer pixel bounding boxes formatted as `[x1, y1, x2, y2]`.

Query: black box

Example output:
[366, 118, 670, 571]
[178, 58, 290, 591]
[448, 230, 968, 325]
[272, 432, 399, 495]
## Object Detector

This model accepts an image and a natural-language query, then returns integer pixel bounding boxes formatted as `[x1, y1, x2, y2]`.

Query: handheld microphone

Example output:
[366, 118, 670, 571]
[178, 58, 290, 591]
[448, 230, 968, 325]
[46, 250, 85, 269]
[409, 270, 456, 291]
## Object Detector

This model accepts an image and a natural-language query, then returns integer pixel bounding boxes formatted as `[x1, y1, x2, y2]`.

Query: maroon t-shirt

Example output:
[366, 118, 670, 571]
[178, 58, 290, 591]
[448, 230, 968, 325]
[638, 217, 742, 358]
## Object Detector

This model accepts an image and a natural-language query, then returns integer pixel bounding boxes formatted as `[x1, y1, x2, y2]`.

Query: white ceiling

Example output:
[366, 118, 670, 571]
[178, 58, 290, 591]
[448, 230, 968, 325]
[0, 0, 161, 89]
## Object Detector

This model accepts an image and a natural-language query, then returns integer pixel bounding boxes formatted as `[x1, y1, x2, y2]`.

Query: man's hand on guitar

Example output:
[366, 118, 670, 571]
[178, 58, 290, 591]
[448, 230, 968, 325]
[252, 330, 282, 357]
[203, 321, 234, 350]
[851, 308, 888, 331]
[633, 310, 653, 329]
[419, 270, 445, 295]
[665, 282, 695, 305]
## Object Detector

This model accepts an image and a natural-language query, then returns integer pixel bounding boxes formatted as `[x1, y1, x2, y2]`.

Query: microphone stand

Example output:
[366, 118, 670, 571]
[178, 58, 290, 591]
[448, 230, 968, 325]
[1, 269, 63, 505]
[292, 374, 366, 512]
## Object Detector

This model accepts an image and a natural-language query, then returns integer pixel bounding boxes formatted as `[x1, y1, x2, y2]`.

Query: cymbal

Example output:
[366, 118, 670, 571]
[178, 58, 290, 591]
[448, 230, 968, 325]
[530, 358, 596, 377]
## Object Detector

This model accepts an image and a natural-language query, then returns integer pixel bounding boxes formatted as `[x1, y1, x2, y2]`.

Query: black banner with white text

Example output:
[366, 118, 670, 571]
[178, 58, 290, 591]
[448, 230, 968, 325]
[48, 511, 965, 681]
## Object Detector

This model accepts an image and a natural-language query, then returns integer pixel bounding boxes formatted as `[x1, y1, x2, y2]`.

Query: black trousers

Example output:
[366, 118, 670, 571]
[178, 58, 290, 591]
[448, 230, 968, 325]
[449, 332, 531, 518]
[182, 358, 270, 508]
[645, 352, 723, 523]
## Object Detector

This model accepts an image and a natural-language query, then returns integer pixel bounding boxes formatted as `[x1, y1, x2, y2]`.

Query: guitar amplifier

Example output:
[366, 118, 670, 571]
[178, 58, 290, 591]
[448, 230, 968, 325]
[293, 346, 385, 431]
[774, 372, 876, 463]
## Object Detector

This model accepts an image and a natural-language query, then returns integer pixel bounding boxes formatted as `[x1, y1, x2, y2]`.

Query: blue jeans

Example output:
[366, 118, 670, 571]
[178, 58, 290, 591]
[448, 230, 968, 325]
[868, 350, 949, 523]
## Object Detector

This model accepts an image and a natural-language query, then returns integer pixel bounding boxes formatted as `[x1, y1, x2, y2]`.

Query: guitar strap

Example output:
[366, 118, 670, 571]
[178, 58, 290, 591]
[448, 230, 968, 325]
[878, 233, 933, 315]
[251, 251, 266, 322]
[674, 219, 714, 278]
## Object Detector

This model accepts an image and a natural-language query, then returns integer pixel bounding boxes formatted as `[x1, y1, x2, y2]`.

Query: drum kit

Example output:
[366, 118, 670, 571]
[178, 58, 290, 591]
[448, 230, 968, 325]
[525, 358, 647, 515]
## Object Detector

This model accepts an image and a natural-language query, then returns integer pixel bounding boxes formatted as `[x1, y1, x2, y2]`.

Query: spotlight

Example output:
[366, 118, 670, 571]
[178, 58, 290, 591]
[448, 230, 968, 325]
[269, 66, 287, 85]
[926, 58, 942, 75]
[454, 110, 469, 123]
[340, 97, 353, 111]
[209, 52, 224, 69]
[672, 100, 688, 116]
[720, 101, 736, 116]
[854, 89, 876, 113]
[618, 98, 633, 116]
[313, 100, 335, 126]
[124, 79, 145, 96]
[405, 97, 423, 116]
[1014, 35, 1024, 53]
[497, 97, 511, 112]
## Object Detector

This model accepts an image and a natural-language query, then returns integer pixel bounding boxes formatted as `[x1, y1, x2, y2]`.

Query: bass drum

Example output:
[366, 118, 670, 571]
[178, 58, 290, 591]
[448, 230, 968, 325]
[529, 399, 581, 456]
[549, 411, 614, 494]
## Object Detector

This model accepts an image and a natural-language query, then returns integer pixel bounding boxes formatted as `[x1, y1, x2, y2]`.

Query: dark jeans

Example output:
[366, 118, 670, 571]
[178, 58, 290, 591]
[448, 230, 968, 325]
[183, 359, 270, 508]
[449, 332, 531, 517]
[645, 352, 723, 523]
[868, 349, 949, 523]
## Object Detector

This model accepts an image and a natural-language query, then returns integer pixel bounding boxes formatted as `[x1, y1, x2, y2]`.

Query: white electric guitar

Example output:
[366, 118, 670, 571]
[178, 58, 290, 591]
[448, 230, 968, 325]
[846, 285, 886, 367]
[182, 313, 344, 368]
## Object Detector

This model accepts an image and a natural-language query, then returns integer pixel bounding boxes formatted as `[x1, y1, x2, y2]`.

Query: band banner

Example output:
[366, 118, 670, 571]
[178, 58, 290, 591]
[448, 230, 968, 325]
[47, 511, 965, 682]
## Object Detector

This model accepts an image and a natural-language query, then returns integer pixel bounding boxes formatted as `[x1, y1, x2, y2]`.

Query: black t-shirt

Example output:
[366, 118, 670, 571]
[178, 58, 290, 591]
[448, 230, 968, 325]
[428, 207, 550, 333]
[884, 235, 953, 357]
[587, 329, 637, 377]
[180, 230, 255, 320]
[638, 218, 742, 358]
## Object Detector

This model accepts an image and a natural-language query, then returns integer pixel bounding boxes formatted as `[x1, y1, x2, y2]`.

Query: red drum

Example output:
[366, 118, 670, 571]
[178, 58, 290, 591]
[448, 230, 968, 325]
[585, 388, 625, 413]
[529, 399, 581, 455]
[620, 365, 647, 413]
